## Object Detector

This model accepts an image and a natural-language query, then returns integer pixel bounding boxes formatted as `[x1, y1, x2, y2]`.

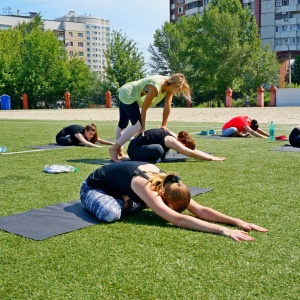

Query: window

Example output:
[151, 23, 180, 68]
[276, 26, 279, 32]
[69, 41, 73, 47]
[86, 31, 90, 35]
[275, 0, 281, 7]
[178, 6, 184, 14]
[78, 33, 83, 38]
[78, 52, 84, 57]
[78, 42, 84, 47]
[69, 32, 73, 37]
[275, 13, 282, 20]
[69, 51, 73, 57]
[282, 0, 289, 5]
[178, 0, 183, 3]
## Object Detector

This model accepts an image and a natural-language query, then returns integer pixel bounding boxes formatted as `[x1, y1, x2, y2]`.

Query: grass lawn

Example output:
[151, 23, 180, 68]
[0, 119, 299, 300]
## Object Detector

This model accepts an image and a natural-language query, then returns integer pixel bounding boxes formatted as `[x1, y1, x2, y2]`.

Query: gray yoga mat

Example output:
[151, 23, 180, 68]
[28, 143, 75, 150]
[94, 152, 190, 165]
[0, 186, 212, 240]
[197, 135, 251, 140]
[270, 144, 300, 152]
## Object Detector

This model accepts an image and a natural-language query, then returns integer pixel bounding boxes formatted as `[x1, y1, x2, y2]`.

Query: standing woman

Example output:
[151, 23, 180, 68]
[80, 161, 268, 242]
[109, 74, 191, 162]
[127, 128, 226, 162]
[56, 124, 113, 147]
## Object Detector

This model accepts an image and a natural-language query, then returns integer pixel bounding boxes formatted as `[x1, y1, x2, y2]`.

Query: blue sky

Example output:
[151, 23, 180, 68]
[4, 0, 170, 63]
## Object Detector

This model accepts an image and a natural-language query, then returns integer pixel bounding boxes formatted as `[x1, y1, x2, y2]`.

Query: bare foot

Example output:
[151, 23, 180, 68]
[109, 147, 121, 162]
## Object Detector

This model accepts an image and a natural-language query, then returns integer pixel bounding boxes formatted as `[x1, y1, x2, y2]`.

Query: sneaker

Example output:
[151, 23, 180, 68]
[122, 199, 147, 216]
[275, 135, 288, 141]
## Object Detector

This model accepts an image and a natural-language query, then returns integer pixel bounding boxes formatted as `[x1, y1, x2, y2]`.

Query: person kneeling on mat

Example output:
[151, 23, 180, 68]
[80, 161, 268, 242]
[127, 128, 225, 162]
[222, 116, 269, 138]
[56, 124, 113, 148]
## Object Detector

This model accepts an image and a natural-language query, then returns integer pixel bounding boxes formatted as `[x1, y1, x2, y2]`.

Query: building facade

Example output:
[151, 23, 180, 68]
[0, 10, 110, 74]
[169, 0, 300, 86]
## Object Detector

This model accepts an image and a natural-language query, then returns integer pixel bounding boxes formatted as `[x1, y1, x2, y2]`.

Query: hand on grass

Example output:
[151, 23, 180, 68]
[223, 229, 254, 242]
[236, 219, 269, 232]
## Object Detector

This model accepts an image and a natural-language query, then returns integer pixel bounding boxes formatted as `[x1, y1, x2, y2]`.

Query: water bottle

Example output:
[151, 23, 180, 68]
[269, 121, 275, 141]
[0, 147, 7, 152]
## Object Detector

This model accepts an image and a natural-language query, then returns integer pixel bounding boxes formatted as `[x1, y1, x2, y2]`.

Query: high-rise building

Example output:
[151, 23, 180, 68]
[0, 9, 110, 74]
[169, 0, 300, 86]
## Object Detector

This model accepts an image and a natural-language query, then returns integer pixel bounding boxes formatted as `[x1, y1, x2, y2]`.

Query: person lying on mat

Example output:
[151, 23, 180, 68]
[56, 124, 114, 147]
[222, 116, 269, 138]
[289, 125, 300, 147]
[127, 128, 225, 162]
[80, 161, 268, 242]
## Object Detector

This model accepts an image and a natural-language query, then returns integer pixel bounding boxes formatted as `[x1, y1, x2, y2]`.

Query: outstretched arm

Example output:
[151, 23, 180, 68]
[164, 136, 226, 161]
[244, 126, 268, 138]
[187, 199, 268, 233]
[132, 178, 266, 242]
[140, 85, 158, 134]
[160, 92, 173, 130]
[97, 138, 114, 145]
[74, 133, 102, 148]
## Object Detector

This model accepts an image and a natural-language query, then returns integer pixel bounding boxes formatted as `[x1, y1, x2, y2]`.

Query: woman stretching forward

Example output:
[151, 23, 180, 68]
[80, 161, 268, 242]
[127, 128, 225, 162]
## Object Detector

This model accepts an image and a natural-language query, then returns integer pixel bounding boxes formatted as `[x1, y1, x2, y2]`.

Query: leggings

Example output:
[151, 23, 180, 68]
[118, 101, 141, 129]
[289, 127, 300, 148]
[127, 142, 165, 162]
[56, 130, 72, 146]
[80, 181, 124, 222]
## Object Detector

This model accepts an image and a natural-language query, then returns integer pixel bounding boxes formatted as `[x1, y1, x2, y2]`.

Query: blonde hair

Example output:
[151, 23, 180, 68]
[165, 73, 191, 101]
[146, 172, 191, 212]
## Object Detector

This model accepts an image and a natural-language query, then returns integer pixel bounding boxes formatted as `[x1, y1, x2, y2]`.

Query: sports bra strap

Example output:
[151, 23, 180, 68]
[133, 167, 164, 180]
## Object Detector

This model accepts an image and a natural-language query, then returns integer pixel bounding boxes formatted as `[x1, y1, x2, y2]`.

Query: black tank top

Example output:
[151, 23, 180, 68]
[86, 161, 161, 203]
[129, 128, 175, 153]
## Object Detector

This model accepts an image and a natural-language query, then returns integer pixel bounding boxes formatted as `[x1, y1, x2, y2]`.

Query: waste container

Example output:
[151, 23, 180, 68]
[1, 94, 11, 110]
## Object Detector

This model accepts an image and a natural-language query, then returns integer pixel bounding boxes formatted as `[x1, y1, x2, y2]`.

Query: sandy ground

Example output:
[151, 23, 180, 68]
[0, 107, 299, 125]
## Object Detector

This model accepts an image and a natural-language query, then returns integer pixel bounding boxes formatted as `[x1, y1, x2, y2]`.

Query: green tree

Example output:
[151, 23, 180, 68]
[105, 30, 146, 96]
[0, 29, 23, 107]
[66, 56, 97, 107]
[291, 55, 300, 84]
[15, 13, 44, 36]
[17, 27, 69, 108]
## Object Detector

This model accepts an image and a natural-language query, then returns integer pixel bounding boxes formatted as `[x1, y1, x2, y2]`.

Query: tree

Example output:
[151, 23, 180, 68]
[291, 55, 300, 84]
[104, 30, 146, 96]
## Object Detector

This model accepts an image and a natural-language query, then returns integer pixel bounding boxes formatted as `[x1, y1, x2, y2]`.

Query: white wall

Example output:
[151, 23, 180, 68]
[276, 88, 300, 106]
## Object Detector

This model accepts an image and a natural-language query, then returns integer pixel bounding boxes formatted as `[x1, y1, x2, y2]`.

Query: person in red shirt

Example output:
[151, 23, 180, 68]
[222, 116, 269, 138]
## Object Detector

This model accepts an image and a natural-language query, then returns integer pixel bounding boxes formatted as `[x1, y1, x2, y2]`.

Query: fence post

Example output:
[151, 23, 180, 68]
[270, 85, 277, 107]
[257, 85, 265, 107]
[64, 91, 71, 109]
[105, 90, 112, 108]
[225, 87, 232, 107]
[22, 93, 28, 109]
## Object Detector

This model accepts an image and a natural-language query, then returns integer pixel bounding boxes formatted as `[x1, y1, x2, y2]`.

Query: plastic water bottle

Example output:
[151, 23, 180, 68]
[0, 147, 7, 152]
[269, 121, 275, 141]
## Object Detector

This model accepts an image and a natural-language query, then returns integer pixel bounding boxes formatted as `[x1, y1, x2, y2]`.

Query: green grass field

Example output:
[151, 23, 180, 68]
[0, 119, 299, 300]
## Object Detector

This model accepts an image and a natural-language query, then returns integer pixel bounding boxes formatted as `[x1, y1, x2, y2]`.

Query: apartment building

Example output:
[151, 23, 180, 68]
[170, 0, 300, 85]
[0, 10, 110, 74]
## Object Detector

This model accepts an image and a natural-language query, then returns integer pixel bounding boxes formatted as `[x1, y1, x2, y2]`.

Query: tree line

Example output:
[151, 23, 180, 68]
[1, 0, 298, 109]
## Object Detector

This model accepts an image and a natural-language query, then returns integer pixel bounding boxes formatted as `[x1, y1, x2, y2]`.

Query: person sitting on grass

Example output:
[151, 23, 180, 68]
[127, 128, 226, 162]
[56, 124, 113, 147]
[222, 116, 269, 138]
[289, 125, 300, 147]
[80, 161, 268, 242]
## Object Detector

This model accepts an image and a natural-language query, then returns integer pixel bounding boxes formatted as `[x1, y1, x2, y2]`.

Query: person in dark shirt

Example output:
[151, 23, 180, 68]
[56, 124, 113, 147]
[127, 128, 225, 162]
[289, 125, 300, 147]
[80, 161, 268, 242]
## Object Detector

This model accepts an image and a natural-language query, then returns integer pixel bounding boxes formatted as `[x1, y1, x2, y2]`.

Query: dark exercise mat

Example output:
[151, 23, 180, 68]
[197, 135, 250, 140]
[95, 152, 190, 165]
[0, 186, 212, 240]
[270, 144, 300, 152]
[28, 143, 75, 150]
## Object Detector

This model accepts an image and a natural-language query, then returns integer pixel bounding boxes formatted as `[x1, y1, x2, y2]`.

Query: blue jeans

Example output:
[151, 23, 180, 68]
[222, 127, 237, 137]
[80, 181, 124, 222]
